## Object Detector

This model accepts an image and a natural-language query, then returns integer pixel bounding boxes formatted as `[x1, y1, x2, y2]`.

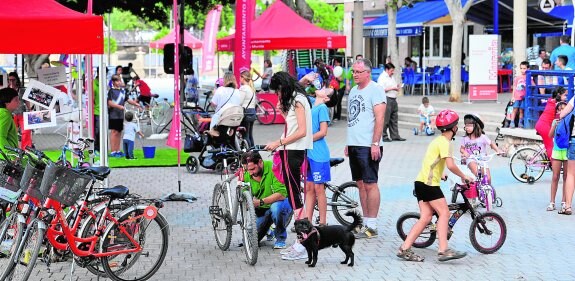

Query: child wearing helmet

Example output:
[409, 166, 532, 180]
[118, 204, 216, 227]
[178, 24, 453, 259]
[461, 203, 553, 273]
[397, 109, 473, 262]
[460, 114, 502, 182]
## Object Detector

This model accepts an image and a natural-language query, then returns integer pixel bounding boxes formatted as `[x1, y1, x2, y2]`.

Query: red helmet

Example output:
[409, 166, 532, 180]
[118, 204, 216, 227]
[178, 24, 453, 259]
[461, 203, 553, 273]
[436, 109, 459, 131]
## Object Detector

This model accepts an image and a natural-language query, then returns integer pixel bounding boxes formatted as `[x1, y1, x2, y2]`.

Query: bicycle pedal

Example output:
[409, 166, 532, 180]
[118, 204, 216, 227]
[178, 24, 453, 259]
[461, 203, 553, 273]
[209, 206, 222, 215]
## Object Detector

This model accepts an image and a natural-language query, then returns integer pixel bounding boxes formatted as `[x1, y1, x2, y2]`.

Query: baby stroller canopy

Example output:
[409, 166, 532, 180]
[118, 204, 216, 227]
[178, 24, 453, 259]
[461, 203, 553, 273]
[217, 104, 244, 127]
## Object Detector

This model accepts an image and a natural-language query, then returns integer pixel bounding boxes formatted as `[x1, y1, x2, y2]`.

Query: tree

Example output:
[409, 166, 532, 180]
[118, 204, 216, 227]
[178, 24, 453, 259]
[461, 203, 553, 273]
[281, 0, 314, 22]
[306, 0, 344, 31]
[383, 0, 407, 96]
[444, 0, 473, 102]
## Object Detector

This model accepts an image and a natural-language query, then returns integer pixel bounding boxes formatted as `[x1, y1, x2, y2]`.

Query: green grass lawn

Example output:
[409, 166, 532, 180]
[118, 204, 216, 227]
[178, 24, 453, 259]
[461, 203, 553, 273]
[44, 148, 189, 168]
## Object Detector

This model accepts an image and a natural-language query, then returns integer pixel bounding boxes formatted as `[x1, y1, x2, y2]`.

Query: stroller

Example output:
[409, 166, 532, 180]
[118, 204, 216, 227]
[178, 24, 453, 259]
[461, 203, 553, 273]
[185, 104, 245, 173]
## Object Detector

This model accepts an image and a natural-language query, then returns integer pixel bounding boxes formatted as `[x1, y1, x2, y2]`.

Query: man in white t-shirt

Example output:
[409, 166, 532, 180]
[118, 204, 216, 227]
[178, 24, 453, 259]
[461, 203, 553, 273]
[346, 58, 386, 239]
[377, 63, 405, 142]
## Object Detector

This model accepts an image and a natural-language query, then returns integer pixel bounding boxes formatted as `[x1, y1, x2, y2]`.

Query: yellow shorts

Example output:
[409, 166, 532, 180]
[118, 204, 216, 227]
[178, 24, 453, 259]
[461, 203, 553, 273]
[552, 149, 567, 161]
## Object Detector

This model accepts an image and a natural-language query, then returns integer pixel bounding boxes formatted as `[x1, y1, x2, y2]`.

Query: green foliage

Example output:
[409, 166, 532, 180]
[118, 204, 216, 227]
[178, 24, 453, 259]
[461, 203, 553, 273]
[306, 0, 343, 31]
[104, 37, 117, 54]
[109, 8, 148, 30]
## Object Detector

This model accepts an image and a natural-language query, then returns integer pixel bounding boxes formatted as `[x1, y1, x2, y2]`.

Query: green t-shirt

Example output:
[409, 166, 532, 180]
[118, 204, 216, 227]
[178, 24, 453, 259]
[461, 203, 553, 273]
[93, 78, 100, 116]
[0, 108, 18, 153]
[344, 68, 357, 89]
[243, 160, 287, 209]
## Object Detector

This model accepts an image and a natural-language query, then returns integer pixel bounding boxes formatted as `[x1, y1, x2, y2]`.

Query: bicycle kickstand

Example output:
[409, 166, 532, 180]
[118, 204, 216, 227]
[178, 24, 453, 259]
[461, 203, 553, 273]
[69, 258, 75, 281]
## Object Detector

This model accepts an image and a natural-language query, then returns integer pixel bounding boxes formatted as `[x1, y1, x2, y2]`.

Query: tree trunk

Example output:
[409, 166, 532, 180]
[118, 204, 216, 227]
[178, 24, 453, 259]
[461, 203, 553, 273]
[295, 0, 314, 21]
[281, 0, 296, 11]
[450, 20, 464, 102]
[387, 5, 403, 95]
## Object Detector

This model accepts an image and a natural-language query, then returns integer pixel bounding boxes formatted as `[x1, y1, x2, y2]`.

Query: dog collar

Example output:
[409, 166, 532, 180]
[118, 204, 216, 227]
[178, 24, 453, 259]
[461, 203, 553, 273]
[298, 227, 320, 244]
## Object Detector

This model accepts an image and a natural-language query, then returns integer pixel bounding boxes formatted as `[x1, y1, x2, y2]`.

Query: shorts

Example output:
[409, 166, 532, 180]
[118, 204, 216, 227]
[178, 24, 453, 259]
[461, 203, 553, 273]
[419, 116, 430, 123]
[306, 159, 331, 184]
[552, 149, 568, 161]
[568, 139, 575, 160]
[413, 181, 445, 202]
[512, 99, 524, 109]
[348, 146, 382, 184]
[109, 118, 124, 132]
[138, 95, 151, 105]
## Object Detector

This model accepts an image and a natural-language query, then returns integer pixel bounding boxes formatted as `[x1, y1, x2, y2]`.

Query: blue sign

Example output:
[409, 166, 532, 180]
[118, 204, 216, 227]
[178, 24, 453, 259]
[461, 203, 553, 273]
[364, 26, 423, 38]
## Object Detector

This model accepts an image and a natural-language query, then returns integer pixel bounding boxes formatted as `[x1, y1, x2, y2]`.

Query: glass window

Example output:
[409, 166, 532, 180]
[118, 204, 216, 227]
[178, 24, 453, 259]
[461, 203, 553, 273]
[424, 27, 430, 57]
[411, 36, 421, 57]
[443, 26, 452, 58]
[432, 27, 440, 57]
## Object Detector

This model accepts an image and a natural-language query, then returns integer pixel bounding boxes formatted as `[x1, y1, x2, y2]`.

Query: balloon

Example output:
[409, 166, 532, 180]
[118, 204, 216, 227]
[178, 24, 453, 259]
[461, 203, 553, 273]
[333, 66, 343, 78]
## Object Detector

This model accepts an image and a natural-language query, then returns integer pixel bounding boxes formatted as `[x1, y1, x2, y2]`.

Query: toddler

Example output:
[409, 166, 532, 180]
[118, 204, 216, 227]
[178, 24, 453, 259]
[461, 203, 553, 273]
[417, 97, 435, 134]
[123, 112, 144, 159]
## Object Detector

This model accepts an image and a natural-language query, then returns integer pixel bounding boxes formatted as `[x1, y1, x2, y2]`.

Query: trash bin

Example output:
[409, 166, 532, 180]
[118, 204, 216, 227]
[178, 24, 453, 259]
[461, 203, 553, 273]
[143, 146, 156, 159]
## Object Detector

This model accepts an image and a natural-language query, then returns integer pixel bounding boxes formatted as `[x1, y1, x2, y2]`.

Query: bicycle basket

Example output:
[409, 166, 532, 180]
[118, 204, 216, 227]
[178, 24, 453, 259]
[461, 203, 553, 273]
[0, 159, 24, 192]
[20, 161, 45, 201]
[39, 163, 92, 206]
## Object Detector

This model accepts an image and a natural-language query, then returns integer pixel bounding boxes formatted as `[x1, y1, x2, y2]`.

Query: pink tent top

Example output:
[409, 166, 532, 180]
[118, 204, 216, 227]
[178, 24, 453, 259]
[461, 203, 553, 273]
[217, 1, 345, 51]
[150, 30, 203, 49]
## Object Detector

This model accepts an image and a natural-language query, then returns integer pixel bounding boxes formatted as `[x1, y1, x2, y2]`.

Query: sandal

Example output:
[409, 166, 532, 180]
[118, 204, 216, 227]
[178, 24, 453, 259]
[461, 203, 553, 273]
[564, 207, 572, 215]
[547, 202, 556, 211]
[397, 246, 424, 262]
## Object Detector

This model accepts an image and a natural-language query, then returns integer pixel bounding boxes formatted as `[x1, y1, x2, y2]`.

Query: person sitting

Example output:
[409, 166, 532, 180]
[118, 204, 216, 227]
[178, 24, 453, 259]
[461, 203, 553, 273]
[132, 76, 153, 108]
[209, 72, 243, 136]
[242, 151, 292, 249]
[0, 88, 19, 153]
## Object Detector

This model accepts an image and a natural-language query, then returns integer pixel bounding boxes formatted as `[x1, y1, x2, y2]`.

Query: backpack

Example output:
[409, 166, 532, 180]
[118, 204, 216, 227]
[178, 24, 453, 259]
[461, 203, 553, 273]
[554, 111, 575, 149]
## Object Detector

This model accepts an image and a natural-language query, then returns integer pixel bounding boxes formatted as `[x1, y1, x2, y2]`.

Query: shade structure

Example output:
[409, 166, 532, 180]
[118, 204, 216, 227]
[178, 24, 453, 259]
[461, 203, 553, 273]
[150, 30, 203, 49]
[0, 0, 103, 54]
[217, 1, 345, 51]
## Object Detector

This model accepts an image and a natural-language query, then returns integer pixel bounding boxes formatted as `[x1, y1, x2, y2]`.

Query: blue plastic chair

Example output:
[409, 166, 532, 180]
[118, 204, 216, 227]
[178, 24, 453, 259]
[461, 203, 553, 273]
[371, 68, 384, 82]
[461, 68, 469, 94]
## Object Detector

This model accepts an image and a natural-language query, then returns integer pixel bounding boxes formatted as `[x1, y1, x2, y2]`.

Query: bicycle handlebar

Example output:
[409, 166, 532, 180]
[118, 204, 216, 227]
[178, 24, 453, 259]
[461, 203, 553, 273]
[26, 146, 51, 162]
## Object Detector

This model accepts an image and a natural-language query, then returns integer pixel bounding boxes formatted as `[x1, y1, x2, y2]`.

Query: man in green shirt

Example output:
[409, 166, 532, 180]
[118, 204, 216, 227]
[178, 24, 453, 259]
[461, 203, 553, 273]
[242, 151, 292, 249]
[0, 88, 19, 153]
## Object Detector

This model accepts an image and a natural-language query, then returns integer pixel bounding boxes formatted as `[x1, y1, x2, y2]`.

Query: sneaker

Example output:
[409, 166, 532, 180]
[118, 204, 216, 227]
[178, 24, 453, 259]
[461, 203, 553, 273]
[274, 241, 286, 249]
[354, 226, 378, 239]
[117, 151, 125, 157]
[396, 246, 424, 262]
[109, 151, 118, 157]
[438, 248, 467, 262]
[280, 244, 297, 256]
[290, 226, 296, 233]
[281, 249, 307, 260]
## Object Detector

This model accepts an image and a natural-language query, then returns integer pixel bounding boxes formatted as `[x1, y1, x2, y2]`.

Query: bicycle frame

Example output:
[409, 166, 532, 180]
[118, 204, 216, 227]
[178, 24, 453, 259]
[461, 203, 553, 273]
[324, 182, 358, 209]
[221, 157, 250, 227]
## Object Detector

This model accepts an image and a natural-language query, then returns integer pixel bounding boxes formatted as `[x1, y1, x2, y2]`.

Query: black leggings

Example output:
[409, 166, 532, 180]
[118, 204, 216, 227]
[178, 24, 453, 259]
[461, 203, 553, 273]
[279, 149, 305, 210]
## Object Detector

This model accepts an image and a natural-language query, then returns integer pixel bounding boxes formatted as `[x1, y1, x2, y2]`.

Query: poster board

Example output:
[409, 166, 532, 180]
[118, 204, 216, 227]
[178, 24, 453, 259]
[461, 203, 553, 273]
[23, 109, 57, 130]
[37, 66, 67, 86]
[469, 34, 500, 102]
[22, 80, 60, 110]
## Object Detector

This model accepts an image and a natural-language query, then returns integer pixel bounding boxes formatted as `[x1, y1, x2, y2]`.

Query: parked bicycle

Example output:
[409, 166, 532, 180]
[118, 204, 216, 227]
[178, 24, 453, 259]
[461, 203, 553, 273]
[508, 144, 551, 184]
[56, 137, 95, 168]
[452, 153, 503, 212]
[397, 179, 507, 255]
[209, 147, 262, 265]
[125, 89, 172, 131]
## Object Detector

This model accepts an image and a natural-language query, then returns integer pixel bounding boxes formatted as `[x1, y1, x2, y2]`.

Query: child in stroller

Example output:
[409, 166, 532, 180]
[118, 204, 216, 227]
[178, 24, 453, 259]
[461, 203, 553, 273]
[185, 104, 247, 173]
[502, 100, 514, 128]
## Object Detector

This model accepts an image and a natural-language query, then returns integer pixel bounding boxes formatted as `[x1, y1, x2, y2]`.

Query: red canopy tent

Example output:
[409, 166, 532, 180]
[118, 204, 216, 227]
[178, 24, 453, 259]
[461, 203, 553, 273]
[150, 29, 203, 49]
[217, 1, 346, 51]
[0, 0, 103, 54]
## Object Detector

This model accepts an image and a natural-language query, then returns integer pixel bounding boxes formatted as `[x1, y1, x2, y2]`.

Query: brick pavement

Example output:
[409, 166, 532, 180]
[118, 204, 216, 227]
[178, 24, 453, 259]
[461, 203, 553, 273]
[28, 116, 575, 280]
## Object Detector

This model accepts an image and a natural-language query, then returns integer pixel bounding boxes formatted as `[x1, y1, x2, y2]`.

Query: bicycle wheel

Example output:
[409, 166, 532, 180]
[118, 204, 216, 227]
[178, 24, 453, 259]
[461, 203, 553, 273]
[240, 190, 258, 265]
[151, 102, 171, 127]
[100, 208, 169, 281]
[211, 183, 232, 251]
[0, 213, 24, 279]
[509, 147, 546, 183]
[396, 212, 436, 248]
[469, 211, 507, 254]
[256, 100, 276, 125]
[185, 156, 199, 174]
[6, 218, 44, 281]
[331, 182, 360, 227]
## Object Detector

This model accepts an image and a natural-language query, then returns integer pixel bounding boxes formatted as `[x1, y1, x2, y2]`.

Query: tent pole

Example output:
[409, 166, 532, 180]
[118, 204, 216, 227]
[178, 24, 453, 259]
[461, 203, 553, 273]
[77, 55, 84, 139]
[99, 55, 108, 186]
[21, 56, 24, 87]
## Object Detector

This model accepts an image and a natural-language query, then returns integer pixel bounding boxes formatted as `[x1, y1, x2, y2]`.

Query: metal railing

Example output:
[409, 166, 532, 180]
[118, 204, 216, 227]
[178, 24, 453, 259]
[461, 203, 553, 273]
[524, 70, 575, 129]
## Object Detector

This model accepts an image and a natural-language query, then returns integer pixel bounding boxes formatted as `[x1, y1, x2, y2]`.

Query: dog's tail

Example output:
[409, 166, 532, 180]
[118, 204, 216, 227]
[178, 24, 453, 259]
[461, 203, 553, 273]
[345, 210, 363, 232]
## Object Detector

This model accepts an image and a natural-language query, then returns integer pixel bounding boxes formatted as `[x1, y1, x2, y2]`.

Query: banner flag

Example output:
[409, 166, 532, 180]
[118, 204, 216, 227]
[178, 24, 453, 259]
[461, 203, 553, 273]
[202, 5, 223, 72]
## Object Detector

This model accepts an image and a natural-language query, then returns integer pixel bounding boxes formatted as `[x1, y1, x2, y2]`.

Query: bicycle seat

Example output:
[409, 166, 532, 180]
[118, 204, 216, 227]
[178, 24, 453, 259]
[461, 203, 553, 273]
[152, 94, 160, 98]
[78, 166, 111, 181]
[329, 158, 345, 167]
[203, 91, 212, 96]
[97, 185, 129, 199]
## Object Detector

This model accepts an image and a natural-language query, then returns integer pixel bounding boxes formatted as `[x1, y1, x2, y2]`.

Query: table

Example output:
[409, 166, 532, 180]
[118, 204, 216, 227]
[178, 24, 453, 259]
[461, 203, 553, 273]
[498, 69, 513, 93]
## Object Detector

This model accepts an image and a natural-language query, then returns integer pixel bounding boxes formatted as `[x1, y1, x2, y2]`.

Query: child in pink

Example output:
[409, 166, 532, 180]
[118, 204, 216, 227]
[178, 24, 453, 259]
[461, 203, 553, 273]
[509, 61, 529, 128]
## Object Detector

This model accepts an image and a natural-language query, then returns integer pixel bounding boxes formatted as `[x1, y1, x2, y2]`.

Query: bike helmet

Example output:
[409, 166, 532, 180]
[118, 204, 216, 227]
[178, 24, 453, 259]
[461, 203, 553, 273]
[436, 109, 459, 131]
[464, 113, 484, 129]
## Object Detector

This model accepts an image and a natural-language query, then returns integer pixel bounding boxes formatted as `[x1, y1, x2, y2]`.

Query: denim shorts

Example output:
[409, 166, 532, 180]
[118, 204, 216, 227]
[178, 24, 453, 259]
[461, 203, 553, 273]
[567, 139, 575, 160]
[348, 146, 382, 184]
[512, 99, 524, 109]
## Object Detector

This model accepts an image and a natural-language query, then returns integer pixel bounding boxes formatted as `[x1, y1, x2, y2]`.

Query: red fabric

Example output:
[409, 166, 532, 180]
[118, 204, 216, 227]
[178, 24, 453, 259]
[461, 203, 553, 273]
[149, 30, 203, 49]
[135, 80, 152, 97]
[217, 1, 346, 51]
[0, 0, 103, 54]
[13, 114, 32, 150]
[535, 99, 557, 160]
[538, 98, 557, 123]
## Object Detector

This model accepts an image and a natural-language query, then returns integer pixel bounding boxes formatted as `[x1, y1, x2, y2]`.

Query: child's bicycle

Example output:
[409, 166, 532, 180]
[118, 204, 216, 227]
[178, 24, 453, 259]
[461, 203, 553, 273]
[452, 153, 503, 212]
[508, 144, 551, 184]
[414, 114, 435, 136]
[397, 179, 507, 254]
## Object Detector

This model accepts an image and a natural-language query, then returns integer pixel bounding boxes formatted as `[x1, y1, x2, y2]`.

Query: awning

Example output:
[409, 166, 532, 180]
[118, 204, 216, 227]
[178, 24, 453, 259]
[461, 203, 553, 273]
[548, 5, 573, 26]
[363, 0, 450, 38]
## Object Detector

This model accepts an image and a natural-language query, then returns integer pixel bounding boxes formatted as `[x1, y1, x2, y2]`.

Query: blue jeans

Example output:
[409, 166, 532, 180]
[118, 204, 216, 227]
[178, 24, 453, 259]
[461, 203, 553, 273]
[255, 198, 292, 243]
[123, 139, 134, 159]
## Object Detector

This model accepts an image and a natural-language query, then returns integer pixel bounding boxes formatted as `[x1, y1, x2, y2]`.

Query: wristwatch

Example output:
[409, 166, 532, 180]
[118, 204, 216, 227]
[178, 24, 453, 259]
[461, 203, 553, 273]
[371, 142, 379, 146]
[259, 199, 265, 206]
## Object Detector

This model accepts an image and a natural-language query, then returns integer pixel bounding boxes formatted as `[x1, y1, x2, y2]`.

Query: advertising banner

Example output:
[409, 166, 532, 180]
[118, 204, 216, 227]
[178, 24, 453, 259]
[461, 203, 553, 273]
[202, 5, 222, 72]
[469, 34, 499, 102]
[233, 0, 254, 82]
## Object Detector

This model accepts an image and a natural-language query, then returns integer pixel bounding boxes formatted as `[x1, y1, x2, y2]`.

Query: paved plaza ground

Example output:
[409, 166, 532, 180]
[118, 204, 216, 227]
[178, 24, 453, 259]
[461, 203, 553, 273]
[25, 94, 574, 280]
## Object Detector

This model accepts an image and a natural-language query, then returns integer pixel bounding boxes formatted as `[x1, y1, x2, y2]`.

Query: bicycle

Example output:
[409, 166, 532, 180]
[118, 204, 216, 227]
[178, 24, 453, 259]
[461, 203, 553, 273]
[508, 144, 551, 184]
[452, 153, 503, 212]
[254, 95, 276, 125]
[125, 87, 172, 130]
[209, 147, 260, 265]
[55, 137, 95, 168]
[396, 179, 507, 254]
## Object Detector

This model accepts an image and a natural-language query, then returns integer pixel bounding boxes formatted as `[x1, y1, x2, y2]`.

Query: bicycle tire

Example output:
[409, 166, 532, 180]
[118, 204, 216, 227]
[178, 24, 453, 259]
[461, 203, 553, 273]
[256, 100, 276, 125]
[331, 182, 360, 227]
[6, 218, 44, 281]
[240, 190, 258, 265]
[396, 212, 436, 249]
[0, 213, 24, 279]
[469, 211, 507, 254]
[100, 207, 169, 281]
[509, 147, 546, 183]
[211, 183, 232, 251]
[185, 156, 199, 174]
[151, 102, 171, 127]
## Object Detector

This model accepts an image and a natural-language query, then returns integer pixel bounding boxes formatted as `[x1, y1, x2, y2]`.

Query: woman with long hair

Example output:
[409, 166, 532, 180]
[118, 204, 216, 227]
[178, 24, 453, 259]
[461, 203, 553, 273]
[239, 70, 257, 146]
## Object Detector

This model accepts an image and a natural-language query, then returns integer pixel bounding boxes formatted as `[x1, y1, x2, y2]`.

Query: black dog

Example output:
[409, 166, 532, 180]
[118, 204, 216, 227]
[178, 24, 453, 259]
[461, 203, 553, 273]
[294, 211, 362, 267]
